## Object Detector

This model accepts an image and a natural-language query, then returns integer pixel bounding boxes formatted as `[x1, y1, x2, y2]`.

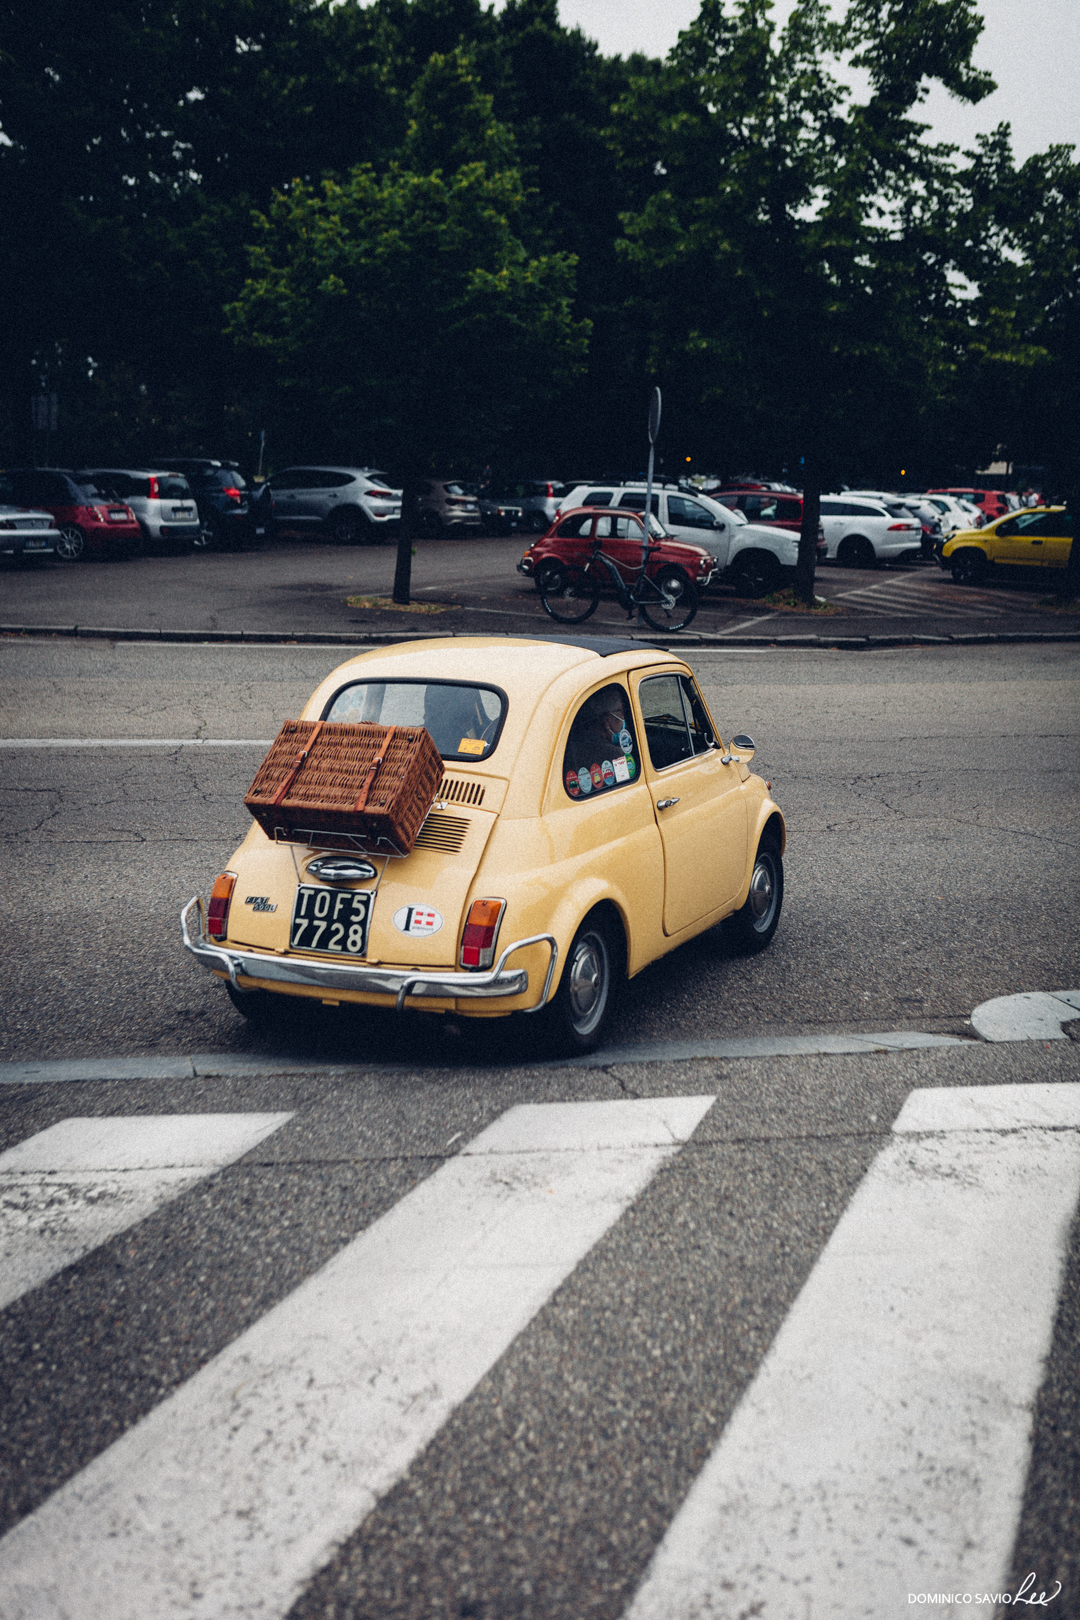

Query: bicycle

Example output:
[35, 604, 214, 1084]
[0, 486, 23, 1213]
[538, 538, 699, 630]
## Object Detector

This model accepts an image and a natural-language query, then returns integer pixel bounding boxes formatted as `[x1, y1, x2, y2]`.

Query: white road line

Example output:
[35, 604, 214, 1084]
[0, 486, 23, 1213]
[0, 1114, 293, 1312]
[624, 1082, 1080, 1619]
[0, 738, 273, 748]
[0, 1095, 715, 1620]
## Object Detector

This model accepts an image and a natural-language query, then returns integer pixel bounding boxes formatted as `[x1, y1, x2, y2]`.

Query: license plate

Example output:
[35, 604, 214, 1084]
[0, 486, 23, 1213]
[290, 885, 372, 955]
[25, 539, 48, 550]
[255, 526, 266, 535]
[108, 508, 128, 521]
[172, 506, 193, 518]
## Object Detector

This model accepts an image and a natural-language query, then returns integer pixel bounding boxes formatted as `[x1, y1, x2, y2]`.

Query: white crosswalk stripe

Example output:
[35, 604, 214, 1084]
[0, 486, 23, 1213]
[835, 574, 1036, 618]
[0, 1096, 714, 1620]
[0, 1114, 293, 1312]
[0, 1088, 1076, 1619]
[624, 1083, 1080, 1618]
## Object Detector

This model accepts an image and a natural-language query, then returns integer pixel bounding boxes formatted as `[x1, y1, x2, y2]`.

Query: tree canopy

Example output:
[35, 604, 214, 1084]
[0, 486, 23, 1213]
[1, 0, 1076, 508]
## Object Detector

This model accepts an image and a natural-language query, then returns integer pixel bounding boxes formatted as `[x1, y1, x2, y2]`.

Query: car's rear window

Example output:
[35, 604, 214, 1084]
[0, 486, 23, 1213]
[157, 475, 191, 499]
[324, 680, 507, 761]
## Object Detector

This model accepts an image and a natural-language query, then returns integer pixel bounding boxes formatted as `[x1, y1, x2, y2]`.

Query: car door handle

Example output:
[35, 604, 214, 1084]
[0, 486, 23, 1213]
[656, 797, 680, 810]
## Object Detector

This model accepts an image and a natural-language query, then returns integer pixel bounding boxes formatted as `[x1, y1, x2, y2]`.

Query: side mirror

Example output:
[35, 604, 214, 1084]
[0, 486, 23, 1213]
[721, 733, 755, 764]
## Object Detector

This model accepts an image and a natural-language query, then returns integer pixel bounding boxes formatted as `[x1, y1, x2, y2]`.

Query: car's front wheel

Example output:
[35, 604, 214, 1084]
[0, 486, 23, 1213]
[54, 524, 86, 562]
[732, 551, 781, 597]
[950, 548, 987, 586]
[726, 839, 783, 953]
[538, 911, 621, 1055]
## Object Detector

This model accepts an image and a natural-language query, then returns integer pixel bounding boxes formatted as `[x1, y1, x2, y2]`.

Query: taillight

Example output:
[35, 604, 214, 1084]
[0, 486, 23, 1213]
[546, 483, 554, 497]
[207, 872, 237, 940]
[460, 898, 506, 969]
[147, 477, 159, 499]
[222, 486, 242, 503]
[367, 489, 393, 500]
[887, 522, 918, 530]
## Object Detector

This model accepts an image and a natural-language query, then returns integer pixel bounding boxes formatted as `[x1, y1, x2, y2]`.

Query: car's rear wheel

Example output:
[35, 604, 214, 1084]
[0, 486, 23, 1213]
[226, 982, 289, 1027]
[328, 506, 368, 544]
[640, 566, 698, 630]
[838, 534, 876, 569]
[539, 565, 599, 623]
[54, 524, 85, 562]
[732, 551, 781, 597]
[193, 518, 220, 551]
[537, 911, 621, 1055]
[950, 548, 987, 586]
[726, 839, 783, 953]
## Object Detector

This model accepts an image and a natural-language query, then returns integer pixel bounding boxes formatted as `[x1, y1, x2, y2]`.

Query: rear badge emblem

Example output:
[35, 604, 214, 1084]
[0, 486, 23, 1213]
[245, 896, 277, 912]
[393, 906, 443, 936]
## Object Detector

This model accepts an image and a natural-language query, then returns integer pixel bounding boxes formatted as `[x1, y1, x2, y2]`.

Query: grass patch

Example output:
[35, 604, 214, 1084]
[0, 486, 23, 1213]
[760, 586, 842, 614]
[344, 595, 453, 614]
[1037, 595, 1080, 614]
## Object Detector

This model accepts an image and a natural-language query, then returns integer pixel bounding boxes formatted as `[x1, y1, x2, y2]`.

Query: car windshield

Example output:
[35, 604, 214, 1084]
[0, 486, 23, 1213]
[324, 680, 506, 761]
[73, 480, 108, 500]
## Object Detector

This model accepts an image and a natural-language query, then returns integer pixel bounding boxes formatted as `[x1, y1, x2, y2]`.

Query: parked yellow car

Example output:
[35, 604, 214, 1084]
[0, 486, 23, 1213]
[941, 505, 1074, 585]
[182, 635, 786, 1053]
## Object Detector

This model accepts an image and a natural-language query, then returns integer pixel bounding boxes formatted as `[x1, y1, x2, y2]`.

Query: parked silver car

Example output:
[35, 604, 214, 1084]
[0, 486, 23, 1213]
[416, 479, 482, 534]
[0, 504, 56, 563]
[80, 468, 199, 553]
[260, 466, 402, 543]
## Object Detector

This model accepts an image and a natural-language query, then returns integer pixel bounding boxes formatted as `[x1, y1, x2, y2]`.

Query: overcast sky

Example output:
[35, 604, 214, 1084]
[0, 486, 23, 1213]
[552, 0, 1078, 164]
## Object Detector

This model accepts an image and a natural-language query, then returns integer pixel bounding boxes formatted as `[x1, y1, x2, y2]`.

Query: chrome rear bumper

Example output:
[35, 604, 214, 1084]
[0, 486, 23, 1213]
[181, 897, 558, 1013]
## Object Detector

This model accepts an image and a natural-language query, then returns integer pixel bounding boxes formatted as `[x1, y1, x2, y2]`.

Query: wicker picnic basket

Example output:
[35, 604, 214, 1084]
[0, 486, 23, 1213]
[244, 719, 444, 856]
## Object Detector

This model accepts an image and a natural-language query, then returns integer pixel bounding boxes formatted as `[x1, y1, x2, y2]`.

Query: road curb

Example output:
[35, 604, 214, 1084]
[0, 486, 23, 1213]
[3, 624, 1080, 651]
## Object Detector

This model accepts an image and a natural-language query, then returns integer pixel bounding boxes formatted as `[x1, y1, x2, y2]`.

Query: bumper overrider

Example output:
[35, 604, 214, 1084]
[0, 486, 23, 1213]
[181, 897, 558, 1014]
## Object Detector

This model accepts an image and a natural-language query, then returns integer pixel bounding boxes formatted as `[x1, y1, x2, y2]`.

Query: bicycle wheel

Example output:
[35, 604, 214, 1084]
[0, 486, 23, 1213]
[539, 565, 599, 623]
[639, 567, 698, 631]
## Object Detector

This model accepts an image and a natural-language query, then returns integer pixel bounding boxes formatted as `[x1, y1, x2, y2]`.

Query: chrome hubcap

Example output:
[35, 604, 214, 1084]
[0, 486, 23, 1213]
[748, 855, 775, 924]
[568, 933, 608, 1033]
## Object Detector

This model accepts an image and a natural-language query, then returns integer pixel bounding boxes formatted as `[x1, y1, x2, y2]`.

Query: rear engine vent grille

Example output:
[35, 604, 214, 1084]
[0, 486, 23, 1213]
[439, 777, 485, 807]
[414, 812, 469, 853]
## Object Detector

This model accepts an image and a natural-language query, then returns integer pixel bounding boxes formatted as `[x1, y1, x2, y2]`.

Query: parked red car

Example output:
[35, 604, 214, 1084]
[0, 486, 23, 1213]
[711, 489, 805, 532]
[926, 488, 1013, 523]
[517, 506, 717, 593]
[0, 468, 141, 561]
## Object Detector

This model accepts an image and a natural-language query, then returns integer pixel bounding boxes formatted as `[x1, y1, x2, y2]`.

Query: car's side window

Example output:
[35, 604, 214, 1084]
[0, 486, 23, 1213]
[679, 676, 716, 754]
[556, 513, 595, 538]
[562, 683, 640, 800]
[637, 675, 693, 769]
[667, 496, 715, 529]
[584, 490, 613, 506]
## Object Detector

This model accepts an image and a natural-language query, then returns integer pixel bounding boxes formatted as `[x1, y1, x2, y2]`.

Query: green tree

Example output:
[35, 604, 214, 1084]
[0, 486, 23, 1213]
[610, 0, 996, 599]
[227, 49, 588, 599]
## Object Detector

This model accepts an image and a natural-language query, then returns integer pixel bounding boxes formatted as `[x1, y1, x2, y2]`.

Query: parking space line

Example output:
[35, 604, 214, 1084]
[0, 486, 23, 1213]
[0, 1114, 293, 1311]
[624, 1083, 1080, 1618]
[0, 1096, 715, 1620]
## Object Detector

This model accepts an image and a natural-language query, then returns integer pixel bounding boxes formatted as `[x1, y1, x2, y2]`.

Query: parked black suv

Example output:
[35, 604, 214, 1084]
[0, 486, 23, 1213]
[151, 460, 255, 549]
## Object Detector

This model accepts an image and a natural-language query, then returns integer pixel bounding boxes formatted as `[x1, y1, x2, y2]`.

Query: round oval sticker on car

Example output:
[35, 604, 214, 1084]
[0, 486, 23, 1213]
[393, 905, 443, 936]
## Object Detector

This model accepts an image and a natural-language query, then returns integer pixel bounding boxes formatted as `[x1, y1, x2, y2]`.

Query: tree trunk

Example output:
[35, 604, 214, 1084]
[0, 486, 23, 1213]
[392, 480, 419, 605]
[796, 472, 820, 605]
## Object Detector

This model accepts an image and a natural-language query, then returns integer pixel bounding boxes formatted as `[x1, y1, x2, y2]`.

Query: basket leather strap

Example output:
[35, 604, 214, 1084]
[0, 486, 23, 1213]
[353, 726, 397, 813]
[271, 721, 324, 806]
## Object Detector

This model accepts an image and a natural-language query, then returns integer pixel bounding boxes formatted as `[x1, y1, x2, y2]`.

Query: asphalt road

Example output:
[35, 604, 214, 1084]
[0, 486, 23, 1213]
[1, 634, 1078, 1618]
[3, 529, 1078, 642]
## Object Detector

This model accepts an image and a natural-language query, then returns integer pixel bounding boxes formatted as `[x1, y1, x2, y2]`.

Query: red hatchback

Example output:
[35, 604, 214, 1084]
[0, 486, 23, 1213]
[0, 468, 141, 562]
[517, 506, 718, 592]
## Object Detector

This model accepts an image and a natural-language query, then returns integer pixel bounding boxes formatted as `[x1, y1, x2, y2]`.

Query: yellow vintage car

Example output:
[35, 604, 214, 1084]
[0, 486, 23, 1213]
[941, 505, 1074, 585]
[182, 635, 786, 1054]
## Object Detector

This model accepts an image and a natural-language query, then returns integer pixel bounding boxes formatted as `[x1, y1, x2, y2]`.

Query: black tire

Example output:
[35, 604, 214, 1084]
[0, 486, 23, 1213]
[727, 839, 783, 954]
[226, 982, 288, 1026]
[54, 524, 85, 563]
[732, 551, 781, 598]
[537, 911, 621, 1056]
[328, 505, 369, 544]
[193, 517, 219, 551]
[950, 548, 987, 586]
[838, 534, 876, 569]
[640, 566, 698, 631]
[540, 565, 599, 623]
[533, 559, 565, 594]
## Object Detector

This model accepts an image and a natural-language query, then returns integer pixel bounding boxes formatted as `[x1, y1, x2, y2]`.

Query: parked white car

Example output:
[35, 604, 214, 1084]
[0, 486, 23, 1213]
[558, 481, 811, 596]
[0, 505, 56, 563]
[80, 468, 200, 553]
[818, 496, 923, 566]
[259, 466, 402, 543]
[920, 494, 982, 534]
